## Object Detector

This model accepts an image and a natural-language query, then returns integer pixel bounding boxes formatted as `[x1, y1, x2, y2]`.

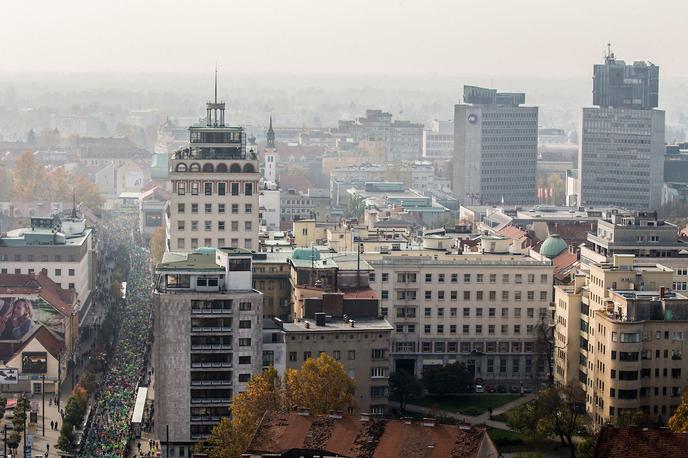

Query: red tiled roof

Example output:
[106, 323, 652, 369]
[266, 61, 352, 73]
[552, 250, 579, 282]
[9, 325, 65, 360]
[497, 225, 527, 240]
[247, 412, 492, 458]
[593, 426, 688, 458]
[342, 288, 378, 300]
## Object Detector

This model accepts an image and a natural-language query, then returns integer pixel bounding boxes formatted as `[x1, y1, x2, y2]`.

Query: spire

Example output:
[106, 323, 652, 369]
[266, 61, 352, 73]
[214, 63, 218, 104]
[71, 189, 77, 218]
[267, 114, 275, 148]
[206, 65, 225, 127]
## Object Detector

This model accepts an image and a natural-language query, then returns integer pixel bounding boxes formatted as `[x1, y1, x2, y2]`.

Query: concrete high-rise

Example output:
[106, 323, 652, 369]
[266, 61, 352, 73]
[453, 85, 538, 205]
[576, 50, 665, 209]
[166, 85, 260, 252]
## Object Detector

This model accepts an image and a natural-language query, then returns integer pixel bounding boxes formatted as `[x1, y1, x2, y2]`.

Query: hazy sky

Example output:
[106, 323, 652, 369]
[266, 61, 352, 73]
[1, 0, 686, 78]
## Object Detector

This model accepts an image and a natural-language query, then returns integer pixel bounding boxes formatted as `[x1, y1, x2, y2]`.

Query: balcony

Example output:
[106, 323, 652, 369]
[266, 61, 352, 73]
[191, 344, 233, 351]
[191, 415, 222, 423]
[191, 380, 232, 387]
[191, 362, 233, 369]
[191, 326, 233, 333]
[190, 398, 231, 404]
[191, 308, 232, 316]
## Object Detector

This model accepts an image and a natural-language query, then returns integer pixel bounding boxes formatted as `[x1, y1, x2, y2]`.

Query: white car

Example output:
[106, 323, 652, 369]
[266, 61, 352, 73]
[475, 384, 485, 393]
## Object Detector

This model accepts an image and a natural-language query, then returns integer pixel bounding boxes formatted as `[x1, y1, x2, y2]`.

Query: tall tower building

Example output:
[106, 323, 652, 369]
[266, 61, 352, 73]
[453, 85, 538, 205]
[576, 48, 665, 209]
[166, 77, 260, 252]
[263, 115, 278, 185]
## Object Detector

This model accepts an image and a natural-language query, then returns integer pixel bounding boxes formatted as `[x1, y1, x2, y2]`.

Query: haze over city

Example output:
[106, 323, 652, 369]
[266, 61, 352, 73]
[1, 1, 688, 457]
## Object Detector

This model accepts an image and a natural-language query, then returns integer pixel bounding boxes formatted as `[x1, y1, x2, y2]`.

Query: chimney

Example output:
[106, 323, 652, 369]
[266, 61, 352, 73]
[660, 286, 665, 299]
[315, 312, 326, 327]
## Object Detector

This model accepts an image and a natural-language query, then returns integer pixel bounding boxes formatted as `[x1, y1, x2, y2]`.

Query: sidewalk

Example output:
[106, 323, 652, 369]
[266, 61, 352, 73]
[394, 393, 535, 431]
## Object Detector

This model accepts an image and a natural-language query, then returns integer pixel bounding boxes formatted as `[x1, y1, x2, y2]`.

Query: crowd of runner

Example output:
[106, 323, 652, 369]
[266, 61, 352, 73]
[81, 213, 154, 457]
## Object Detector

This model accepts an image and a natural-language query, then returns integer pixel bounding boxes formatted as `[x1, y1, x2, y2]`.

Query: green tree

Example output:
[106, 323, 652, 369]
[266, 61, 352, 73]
[64, 385, 89, 427]
[344, 194, 366, 220]
[57, 421, 76, 453]
[422, 362, 473, 395]
[389, 370, 423, 412]
[6, 431, 20, 454]
[507, 382, 589, 458]
[12, 395, 29, 433]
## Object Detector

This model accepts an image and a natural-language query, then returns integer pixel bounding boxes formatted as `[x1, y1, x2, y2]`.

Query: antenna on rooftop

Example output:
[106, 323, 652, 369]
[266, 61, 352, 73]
[214, 62, 218, 104]
[71, 189, 77, 219]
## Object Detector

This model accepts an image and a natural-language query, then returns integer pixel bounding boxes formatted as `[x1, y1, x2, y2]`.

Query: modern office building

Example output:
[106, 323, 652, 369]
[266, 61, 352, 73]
[663, 144, 688, 205]
[166, 91, 260, 252]
[577, 52, 665, 209]
[388, 120, 424, 162]
[453, 85, 538, 205]
[553, 254, 687, 425]
[364, 236, 554, 385]
[0, 214, 95, 327]
[153, 247, 263, 452]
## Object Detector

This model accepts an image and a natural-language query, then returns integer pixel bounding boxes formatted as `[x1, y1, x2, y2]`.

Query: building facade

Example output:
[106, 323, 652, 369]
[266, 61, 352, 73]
[365, 237, 553, 385]
[577, 53, 665, 209]
[453, 85, 538, 205]
[554, 254, 684, 425]
[422, 120, 454, 159]
[153, 248, 263, 451]
[166, 96, 260, 252]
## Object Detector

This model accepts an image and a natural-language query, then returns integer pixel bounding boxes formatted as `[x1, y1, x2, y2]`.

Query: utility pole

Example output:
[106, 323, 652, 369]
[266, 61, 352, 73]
[42, 375, 45, 437]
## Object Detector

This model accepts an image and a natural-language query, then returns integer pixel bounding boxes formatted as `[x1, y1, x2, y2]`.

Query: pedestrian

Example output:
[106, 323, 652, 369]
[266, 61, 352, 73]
[55, 421, 58, 430]
[50, 420, 54, 430]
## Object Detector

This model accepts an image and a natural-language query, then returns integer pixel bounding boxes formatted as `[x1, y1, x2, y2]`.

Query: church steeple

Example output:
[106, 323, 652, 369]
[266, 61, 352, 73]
[206, 65, 225, 127]
[266, 114, 275, 148]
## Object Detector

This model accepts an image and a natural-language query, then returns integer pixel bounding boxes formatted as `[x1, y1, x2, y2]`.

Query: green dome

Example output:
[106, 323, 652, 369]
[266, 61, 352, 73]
[540, 234, 567, 258]
[292, 247, 321, 261]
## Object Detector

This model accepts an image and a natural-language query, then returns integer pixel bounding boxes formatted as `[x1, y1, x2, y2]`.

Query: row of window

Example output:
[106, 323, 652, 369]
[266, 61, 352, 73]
[174, 162, 254, 173]
[0, 254, 79, 262]
[177, 220, 252, 232]
[390, 306, 547, 319]
[374, 272, 549, 284]
[178, 203, 252, 214]
[288, 348, 387, 362]
[176, 238, 253, 250]
[176, 181, 254, 196]
[396, 323, 534, 335]
[390, 290, 549, 302]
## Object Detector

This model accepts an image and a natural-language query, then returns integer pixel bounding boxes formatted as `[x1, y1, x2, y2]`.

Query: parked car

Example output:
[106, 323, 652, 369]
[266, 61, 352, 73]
[475, 384, 485, 393]
[497, 385, 508, 393]
[485, 384, 496, 393]
[522, 386, 533, 394]
[509, 385, 521, 394]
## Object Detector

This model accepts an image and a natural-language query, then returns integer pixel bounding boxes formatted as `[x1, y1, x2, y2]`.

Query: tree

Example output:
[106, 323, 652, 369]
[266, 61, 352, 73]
[79, 368, 97, 394]
[534, 317, 555, 386]
[389, 370, 422, 412]
[0, 164, 12, 201]
[615, 409, 656, 428]
[72, 174, 105, 211]
[669, 389, 688, 432]
[0, 397, 7, 418]
[285, 353, 355, 414]
[6, 431, 20, 454]
[422, 362, 473, 395]
[208, 367, 284, 458]
[64, 385, 88, 427]
[47, 167, 73, 202]
[12, 395, 29, 433]
[57, 421, 76, 453]
[149, 226, 166, 265]
[344, 194, 366, 220]
[26, 128, 36, 145]
[12, 151, 47, 201]
[507, 382, 589, 458]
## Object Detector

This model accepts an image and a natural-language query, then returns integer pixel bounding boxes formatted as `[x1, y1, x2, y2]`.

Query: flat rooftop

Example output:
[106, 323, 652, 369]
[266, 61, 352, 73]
[280, 317, 392, 333]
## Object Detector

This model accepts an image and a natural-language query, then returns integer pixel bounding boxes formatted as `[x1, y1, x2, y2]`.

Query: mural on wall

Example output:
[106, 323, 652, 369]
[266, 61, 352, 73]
[0, 296, 64, 341]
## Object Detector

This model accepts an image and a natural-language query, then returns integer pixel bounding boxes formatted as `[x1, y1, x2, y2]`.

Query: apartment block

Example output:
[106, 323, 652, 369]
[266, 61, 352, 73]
[364, 236, 553, 385]
[553, 254, 685, 425]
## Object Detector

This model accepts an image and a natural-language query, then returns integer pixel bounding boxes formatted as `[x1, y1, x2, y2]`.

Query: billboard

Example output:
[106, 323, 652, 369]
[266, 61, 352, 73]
[22, 352, 47, 374]
[0, 368, 18, 384]
[0, 296, 65, 341]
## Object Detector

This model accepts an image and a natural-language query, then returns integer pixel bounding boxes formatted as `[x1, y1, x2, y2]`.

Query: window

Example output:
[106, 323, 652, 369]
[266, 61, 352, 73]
[438, 291, 445, 301]
[204, 203, 212, 213]
[464, 274, 471, 283]
[204, 221, 212, 231]
[424, 325, 431, 333]
[501, 308, 508, 317]
[177, 182, 186, 195]
[289, 352, 297, 361]
[177, 221, 185, 231]
[424, 307, 431, 317]
[218, 221, 225, 231]
[438, 274, 445, 283]
[239, 320, 252, 329]
[245, 204, 253, 213]
[371, 367, 386, 378]
[178, 203, 185, 213]
[451, 273, 458, 283]
[303, 351, 312, 361]
[245, 221, 252, 231]
[231, 182, 239, 195]
[527, 291, 534, 300]
[527, 274, 535, 284]
[489, 273, 497, 283]
[238, 356, 251, 365]
[540, 291, 548, 301]
[204, 182, 212, 195]
[451, 291, 457, 300]
[502, 274, 509, 283]
[425, 273, 432, 283]
[381, 290, 389, 300]
[231, 221, 239, 231]
[476, 274, 484, 283]
[245, 183, 253, 196]
[463, 307, 470, 317]
[425, 291, 432, 300]
[450, 307, 457, 317]
[191, 203, 198, 213]
[437, 325, 444, 334]
[450, 324, 457, 334]
[476, 325, 482, 334]
[218, 182, 226, 196]
[527, 308, 534, 318]
[191, 182, 199, 195]
[231, 204, 239, 214]
[239, 338, 251, 346]
[488, 307, 495, 317]
[348, 350, 356, 360]
[476, 308, 483, 317]
[55, 269, 62, 276]
[68, 269, 75, 276]
[333, 350, 341, 360]
[515, 274, 522, 284]
[541, 274, 548, 284]
[464, 291, 470, 300]
[382, 273, 389, 282]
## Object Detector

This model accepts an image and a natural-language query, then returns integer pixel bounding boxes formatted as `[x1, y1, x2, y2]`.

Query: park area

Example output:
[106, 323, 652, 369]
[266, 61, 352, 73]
[413, 393, 520, 416]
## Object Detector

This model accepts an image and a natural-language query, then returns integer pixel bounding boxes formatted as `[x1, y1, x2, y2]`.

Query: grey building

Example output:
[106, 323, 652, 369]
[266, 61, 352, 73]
[153, 247, 263, 453]
[453, 85, 538, 205]
[577, 53, 665, 209]
[388, 120, 424, 162]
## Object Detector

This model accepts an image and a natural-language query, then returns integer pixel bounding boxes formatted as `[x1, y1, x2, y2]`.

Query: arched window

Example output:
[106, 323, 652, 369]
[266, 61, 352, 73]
[175, 163, 188, 172]
[202, 163, 214, 173]
[189, 163, 201, 172]
[230, 163, 241, 173]
[243, 163, 255, 173]
[216, 163, 227, 173]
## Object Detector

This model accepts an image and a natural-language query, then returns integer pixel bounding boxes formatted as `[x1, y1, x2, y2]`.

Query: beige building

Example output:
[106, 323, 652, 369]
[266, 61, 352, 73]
[252, 252, 291, 319]
[554, 254, 686, 425]
[166, 98, 259, 252]
[278, 313, 392, 415]
[365, 236, 554, 385]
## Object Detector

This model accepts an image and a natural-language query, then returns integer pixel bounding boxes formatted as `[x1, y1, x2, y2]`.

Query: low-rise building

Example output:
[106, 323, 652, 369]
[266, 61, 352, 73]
[252, 252, 291, 319]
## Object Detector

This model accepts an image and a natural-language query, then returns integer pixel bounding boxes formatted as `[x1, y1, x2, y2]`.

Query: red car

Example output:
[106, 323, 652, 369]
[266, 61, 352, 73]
[485, 384, 496, 393]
